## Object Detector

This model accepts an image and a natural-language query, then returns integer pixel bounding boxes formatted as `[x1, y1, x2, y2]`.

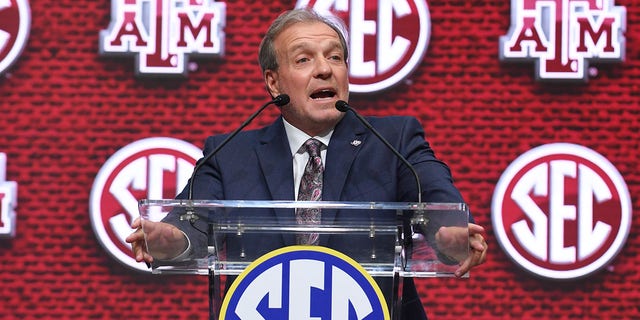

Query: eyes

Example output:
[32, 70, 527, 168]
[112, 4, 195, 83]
[328, 54, 344, 62]
[295, 55, 343, 64]
[294, 52, 345, 65]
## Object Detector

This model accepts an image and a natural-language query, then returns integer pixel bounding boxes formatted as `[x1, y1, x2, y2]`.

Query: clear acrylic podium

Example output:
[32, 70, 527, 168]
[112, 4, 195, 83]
[138, 199, 469, 320]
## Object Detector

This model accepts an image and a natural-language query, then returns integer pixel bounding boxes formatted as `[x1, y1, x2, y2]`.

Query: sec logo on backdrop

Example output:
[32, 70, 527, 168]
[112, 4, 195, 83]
[0, 0, 31, 76]
[89, 137, 201, 272]
[297, 0, 431, 93]
[492, 143, 631, 280]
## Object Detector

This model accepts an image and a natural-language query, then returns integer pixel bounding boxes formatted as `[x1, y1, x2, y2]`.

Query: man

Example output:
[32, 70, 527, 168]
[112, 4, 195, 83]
[127, 8, 487, 319]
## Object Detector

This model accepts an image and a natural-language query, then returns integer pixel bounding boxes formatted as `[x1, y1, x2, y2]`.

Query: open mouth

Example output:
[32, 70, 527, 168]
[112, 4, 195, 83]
[310, 89, 336, 100]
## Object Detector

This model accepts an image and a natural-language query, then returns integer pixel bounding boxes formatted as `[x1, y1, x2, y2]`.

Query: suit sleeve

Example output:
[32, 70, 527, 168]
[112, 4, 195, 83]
[396, 117, 465, 204]
[397, 117, 472, 264]
[162, 135, 227, 259]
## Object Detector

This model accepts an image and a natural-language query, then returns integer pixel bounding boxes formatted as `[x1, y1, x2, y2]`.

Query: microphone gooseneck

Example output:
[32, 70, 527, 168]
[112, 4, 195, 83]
[186, 94, 290, 201]
[335, 100, 422, 203]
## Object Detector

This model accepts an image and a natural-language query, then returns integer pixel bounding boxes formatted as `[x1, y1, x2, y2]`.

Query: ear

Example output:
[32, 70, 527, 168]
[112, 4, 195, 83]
[264, 70, 280, 97]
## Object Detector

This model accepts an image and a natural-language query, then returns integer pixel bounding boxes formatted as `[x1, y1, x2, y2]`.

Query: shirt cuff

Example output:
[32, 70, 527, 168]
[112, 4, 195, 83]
[167, 230, 192, 261]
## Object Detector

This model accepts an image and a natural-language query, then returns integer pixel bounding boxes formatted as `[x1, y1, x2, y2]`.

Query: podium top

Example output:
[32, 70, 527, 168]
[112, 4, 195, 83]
[139, 199, 468, 211]
[138, 199, 470, 278]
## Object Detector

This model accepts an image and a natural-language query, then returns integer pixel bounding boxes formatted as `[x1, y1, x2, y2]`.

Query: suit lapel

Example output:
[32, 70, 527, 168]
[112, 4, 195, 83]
[320, 113, 368, 246]
[256, 118, 294, 200]
[323, 112, 368, 201]
[256, 117, 297, 245]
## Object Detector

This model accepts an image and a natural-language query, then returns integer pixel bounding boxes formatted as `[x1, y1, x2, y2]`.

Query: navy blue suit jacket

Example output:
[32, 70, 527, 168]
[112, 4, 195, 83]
[168, 111, 468, 319]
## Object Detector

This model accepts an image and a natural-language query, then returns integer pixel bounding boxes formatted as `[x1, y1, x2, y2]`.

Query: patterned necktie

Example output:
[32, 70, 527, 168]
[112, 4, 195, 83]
[296, 138, 323, 245]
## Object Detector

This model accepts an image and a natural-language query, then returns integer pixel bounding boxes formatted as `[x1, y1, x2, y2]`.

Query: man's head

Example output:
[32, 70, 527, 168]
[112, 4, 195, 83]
[259, 9, 350, 137]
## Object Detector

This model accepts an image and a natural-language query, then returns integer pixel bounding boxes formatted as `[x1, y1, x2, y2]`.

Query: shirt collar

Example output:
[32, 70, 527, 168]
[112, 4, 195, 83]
[283, 118, 333, 156]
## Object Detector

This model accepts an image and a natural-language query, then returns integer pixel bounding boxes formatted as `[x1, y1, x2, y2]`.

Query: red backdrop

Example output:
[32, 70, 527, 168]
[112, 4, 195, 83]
[0, 0, 638, 319]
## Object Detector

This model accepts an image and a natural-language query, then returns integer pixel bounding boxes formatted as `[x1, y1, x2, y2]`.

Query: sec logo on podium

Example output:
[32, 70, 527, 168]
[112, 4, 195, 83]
[221, 246, 390, 320]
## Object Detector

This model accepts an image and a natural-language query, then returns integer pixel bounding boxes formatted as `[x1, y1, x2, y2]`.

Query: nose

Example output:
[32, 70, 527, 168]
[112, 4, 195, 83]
[313, 58, 332, 79]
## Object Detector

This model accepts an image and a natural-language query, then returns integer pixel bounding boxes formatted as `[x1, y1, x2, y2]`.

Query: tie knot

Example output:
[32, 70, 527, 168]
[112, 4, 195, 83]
[303, 138, 322, 158]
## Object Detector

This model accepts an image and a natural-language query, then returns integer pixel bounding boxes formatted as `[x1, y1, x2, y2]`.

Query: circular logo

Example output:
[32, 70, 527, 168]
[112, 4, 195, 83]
[492, 143, 631, 280]
[296, 0, 431, 93]
[221, 246, 390, 319]
[0, 0, 30, 75]
[89, 137, 201, 272]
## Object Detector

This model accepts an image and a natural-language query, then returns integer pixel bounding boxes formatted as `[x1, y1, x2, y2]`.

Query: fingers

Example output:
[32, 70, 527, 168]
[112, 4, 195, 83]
[130, 217, 141, 229]
[142, 251, 154, 264]
[130, 237, 154, 264]
[455, 259, 472, 277]
[467, 223, 488, 262]
[125, 227, 144, 244]
[125, 220, 154, 264]
[130, 237, 145, 262]
[470, 233, 487, 252]
[472, 239, 487, 265]
[455, 245, 486, 277]
[454, 227, 488, 277]
[468, 223, 485, 235]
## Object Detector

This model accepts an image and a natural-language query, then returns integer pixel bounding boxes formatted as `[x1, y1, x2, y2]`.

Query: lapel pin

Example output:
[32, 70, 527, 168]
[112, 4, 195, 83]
[350, 139, 362, 146]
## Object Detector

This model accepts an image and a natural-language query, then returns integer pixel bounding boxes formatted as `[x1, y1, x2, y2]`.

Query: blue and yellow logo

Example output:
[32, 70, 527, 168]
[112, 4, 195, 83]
[220, 245, 390, 319]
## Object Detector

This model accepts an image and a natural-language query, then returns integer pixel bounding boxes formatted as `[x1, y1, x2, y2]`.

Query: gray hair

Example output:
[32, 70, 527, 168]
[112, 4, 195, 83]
[258, 9, 349, 73]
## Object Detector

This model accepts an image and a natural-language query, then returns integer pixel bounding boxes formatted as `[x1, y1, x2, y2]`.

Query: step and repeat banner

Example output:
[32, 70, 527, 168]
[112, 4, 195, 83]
[1, 0, 638, 318]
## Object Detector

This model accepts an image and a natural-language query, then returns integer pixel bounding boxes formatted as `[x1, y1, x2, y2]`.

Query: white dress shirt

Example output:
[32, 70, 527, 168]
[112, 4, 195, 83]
[282, 119, 332, 199]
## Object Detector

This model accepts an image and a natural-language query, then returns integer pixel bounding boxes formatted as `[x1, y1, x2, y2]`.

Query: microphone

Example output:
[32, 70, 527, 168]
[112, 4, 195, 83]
[335, 100, 422, 203]
[183, 94, 290, 217]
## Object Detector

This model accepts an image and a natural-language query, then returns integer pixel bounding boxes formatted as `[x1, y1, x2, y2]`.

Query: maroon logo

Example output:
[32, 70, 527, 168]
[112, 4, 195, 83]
[492, 143, 631, 280]
[89, 138, 201, 271]
[0, 0, 31, 76]
[499, 0, 626, 82]
[99, 0, 226, 76]
[296, 0, 431, 93]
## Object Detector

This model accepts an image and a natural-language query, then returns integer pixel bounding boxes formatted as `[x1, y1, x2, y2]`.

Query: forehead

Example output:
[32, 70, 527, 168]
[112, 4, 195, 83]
[275, 21, 342, 48]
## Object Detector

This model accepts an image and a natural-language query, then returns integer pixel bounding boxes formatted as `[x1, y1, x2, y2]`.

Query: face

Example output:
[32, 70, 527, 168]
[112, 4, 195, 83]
[264, 22, 349, 136]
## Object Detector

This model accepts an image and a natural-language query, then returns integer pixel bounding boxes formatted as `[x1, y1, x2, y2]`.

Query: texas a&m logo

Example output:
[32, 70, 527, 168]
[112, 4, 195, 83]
[492, 143, 631, 280]
[221, 246, 389, 320]
[0, 0, 31, 76]
[0, 153, 18, 238]
[89, 138, 201, 271]
[499, 0, 626, 81]
[297, 0, 431, 93]
[99, 0, 226, 76]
